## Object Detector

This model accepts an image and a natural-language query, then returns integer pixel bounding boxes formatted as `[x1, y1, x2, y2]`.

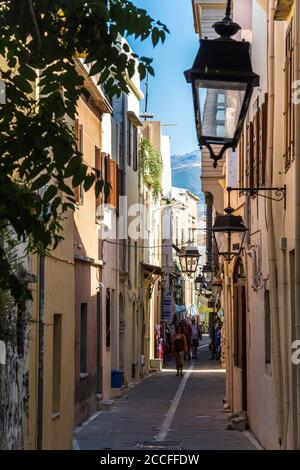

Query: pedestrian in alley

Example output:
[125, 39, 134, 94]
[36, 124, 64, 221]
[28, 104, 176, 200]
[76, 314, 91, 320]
[190, 317, 202, 360]
[172, 325, 188, 376]
[182, 320, 192, 361]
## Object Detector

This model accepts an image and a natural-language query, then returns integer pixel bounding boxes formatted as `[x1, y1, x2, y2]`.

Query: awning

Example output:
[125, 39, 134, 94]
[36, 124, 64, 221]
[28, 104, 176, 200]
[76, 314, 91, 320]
[141, 262, 162, 277]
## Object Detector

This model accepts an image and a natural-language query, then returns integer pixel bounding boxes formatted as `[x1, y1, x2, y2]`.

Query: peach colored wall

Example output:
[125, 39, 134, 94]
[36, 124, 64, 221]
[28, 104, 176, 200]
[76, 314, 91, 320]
[74, 96, 104, 424]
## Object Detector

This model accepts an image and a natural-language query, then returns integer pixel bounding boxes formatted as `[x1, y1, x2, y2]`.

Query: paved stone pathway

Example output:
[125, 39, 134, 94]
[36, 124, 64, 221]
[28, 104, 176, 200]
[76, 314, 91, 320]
[74, 336, 256, 450]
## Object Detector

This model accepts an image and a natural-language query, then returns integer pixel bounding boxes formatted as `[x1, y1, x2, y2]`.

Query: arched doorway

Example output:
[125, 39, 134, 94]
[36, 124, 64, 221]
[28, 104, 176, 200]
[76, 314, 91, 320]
[119, 293, 125, 372]
[233, 257, 247, 412]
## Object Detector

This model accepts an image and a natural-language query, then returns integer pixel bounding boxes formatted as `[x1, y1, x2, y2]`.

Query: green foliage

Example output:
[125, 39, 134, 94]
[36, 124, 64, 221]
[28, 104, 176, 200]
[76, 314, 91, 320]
[0, 0, 169, 304]
[139, 138, 163, 201]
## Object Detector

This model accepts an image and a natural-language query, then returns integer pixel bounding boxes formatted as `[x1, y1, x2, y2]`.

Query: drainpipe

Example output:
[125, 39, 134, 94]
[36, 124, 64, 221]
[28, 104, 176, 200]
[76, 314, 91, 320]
[266, 0, 284, 447]
[294, 0, 300, 450]
[37, 249, 45, 450]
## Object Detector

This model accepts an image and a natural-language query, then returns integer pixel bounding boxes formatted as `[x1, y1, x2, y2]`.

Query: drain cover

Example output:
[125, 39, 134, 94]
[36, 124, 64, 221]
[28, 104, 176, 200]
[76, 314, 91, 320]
[136, 441, 183, 450]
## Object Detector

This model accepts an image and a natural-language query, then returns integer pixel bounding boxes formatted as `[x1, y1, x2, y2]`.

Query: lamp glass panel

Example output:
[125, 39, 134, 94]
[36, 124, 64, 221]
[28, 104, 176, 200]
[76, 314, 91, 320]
[179, 256, 187, 272]
[197, 80, 247, 139]
[230, 230, 245, 256]
[214, 231, 229, 255]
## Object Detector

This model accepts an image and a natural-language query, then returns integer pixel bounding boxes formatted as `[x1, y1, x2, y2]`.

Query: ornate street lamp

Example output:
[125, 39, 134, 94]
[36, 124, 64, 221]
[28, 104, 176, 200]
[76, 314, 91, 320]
[178, 246, 201, 276]
[194, 274, 203, 292]
[212, 205, 247, 262]
[184, 0, 260, 167]
[202, 263, 214, 283]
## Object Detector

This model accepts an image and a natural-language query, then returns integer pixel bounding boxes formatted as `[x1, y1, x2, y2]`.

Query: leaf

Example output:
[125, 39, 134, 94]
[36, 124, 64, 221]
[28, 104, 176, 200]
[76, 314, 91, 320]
[19, 63, 36, 82]
[95, 179, 104, 197]
[65, 156, 82, 178]
[72, 164, 87, 187]
[83, 173, 95, 192]
[43, 185, 58, 204]
[58, 181, 74, 197]
[31, 173, 51, 191]
[13, 74, 33, 94]
[104, 182, 111, 199]
[151, 28, 160, 47]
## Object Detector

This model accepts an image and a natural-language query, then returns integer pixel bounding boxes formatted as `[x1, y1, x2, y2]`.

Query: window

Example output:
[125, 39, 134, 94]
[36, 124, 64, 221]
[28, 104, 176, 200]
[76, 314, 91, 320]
[264, 290, 271, 364]
[127, 118, 132, 166]
[74, 120, 84, 204]
[80, 303, 88, 374]
[284, 22, 295, 169]
[106, 290, 111, 348]
[259, 96, 268, 186]
[253, 111, 259, 189]
[245, 121, 254, 189]
[95, 146, 102, 211]
[217, 93, 225, 104]
[238, 130, 245, 189]
[52, 314, 62, 413]
[133, 126, 138, 171]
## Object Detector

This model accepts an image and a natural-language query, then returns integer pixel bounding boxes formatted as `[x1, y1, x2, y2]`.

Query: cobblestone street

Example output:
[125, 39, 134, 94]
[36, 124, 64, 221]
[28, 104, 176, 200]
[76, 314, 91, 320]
[74, 337, 257, 451]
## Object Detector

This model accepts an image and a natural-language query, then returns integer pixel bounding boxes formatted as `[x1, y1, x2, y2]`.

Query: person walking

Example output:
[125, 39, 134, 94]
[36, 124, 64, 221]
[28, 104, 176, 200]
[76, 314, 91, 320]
[172, 325, 188, 376]
[190, 317, 202, 359]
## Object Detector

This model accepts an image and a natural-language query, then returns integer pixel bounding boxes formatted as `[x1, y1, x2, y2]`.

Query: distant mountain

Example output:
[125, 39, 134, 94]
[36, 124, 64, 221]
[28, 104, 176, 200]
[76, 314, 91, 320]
[171, 150, 205, 209]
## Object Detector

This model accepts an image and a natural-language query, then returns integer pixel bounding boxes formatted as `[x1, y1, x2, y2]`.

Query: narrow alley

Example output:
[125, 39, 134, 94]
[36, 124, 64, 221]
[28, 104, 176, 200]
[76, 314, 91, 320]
[74, 338, 257, 451]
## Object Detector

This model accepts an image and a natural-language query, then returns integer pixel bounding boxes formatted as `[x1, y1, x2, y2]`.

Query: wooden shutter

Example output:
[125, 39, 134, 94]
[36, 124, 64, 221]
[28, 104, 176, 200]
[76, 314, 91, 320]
[95, 146, 102, 209]
[238, 130, 245, 189]
[245, 122, 254, 189]
[108, 160, 117, 209]
[253, 112, 259, 189]
[259, 97, 268, 186]
[104, 153, 110, 204]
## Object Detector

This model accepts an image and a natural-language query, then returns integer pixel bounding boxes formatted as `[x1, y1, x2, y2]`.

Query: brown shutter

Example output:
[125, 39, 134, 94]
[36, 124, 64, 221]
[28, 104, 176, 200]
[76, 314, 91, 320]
[95, 147, 102, 209]
[108, 160, 117, 209]
[103, 153, 110, 204]
[259, 96, 268, 186]
[253, 112, 259, 189]
[238, 130, 245, 189]
[246, 122, 254, 189]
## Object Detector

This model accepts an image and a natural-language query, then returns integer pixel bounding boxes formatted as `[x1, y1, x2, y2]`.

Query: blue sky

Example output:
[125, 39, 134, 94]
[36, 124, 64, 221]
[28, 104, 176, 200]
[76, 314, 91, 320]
[128, 0, 199, 156]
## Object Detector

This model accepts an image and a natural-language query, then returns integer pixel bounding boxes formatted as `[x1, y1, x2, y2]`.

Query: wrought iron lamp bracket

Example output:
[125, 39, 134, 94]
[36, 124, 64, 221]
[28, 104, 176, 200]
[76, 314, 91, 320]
[226, 185, 286, 209]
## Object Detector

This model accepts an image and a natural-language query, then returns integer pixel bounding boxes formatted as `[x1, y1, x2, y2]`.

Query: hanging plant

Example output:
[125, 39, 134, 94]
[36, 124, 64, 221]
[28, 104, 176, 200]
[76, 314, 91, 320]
[139, 138, 163, 200]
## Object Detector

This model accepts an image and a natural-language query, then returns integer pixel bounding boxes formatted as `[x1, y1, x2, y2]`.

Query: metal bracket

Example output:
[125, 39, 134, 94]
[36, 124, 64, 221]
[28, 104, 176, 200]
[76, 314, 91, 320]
[226, 185, 286, 209]
[201, 142, 233, 168]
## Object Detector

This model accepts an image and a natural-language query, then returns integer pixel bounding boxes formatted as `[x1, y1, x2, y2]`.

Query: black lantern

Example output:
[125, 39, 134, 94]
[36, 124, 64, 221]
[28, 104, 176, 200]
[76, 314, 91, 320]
[178, 246, 200, 276]
[202, 263, 213, 283]
[194, 275, 203, 292]
[184, 0, 259, 167]
[212, 208, 247, 262]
